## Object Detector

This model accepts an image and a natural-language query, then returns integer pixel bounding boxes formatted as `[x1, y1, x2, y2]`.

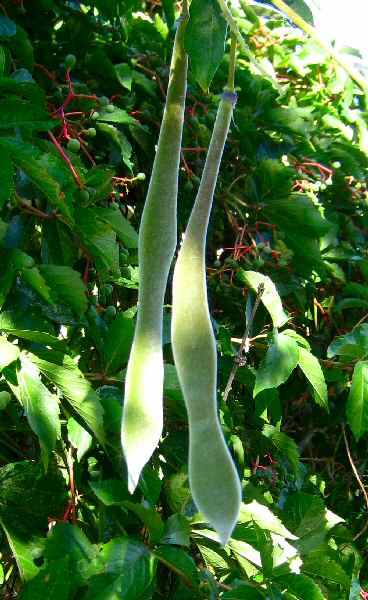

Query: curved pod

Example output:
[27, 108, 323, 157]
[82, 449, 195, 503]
[122, 13, 188, 493]
[171, 91, 241, 545]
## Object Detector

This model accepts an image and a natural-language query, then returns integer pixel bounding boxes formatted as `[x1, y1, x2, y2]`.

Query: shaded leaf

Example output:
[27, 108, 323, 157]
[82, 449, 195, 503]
[239, 271, 288, 328]
[298, 347, 328, 410]
[346, 361, 368, 441]
[40, 265, 88, 315]
[28, 349, 105, 445]
[15, 356, 60, 468]
[254, 331, 299, 397]
[104, 310, 135, 373]
[185, 0, 227, 91]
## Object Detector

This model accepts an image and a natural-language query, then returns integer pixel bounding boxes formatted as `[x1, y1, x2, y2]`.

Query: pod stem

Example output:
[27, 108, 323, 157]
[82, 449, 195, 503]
[227, 35, 237, 93]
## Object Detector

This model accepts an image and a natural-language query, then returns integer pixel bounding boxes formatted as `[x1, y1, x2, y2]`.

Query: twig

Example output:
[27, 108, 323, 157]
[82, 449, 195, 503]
[270, 0, 368, 95]
[223, 283, 264, 402]
[48, 130, 83, 187]
[342, 424, 368, 541]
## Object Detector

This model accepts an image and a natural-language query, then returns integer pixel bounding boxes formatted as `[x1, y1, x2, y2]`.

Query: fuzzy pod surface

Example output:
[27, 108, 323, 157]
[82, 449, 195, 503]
[121, 13, 188, 493]
[171, 90, 241, 545]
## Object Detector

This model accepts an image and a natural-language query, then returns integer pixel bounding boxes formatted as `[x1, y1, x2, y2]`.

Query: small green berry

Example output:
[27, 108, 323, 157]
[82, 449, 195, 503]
[87, 127, 96, 138]
[67, 138, 81, 153]
[136, 172, 146, 181]
[106, 104, 115, 113]
[99, 96, 109, 106]
[91, 111, 99, 120]
[79, 189, 90, 204]
[65, 54, 76, 70]
[332, 161, 341, 169]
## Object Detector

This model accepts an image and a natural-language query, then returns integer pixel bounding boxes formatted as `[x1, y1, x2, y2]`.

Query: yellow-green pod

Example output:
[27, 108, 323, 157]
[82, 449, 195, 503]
[122, 11, 188, 493]
[171, 90, 241, 545]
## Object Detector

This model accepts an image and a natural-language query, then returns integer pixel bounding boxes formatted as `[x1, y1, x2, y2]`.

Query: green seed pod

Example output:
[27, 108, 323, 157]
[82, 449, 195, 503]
[121, 9, 189, 493]
[171, 90, 241, 546]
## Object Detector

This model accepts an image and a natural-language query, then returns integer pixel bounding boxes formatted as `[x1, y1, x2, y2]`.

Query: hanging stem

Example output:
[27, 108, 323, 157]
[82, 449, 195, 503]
[227, 35, 237, 93]
[270, 0, 368, 95]
[216, 0, 281, 91]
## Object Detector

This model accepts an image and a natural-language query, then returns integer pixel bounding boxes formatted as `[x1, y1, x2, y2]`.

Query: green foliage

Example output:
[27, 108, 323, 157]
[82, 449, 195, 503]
[0, 0, 367, 597]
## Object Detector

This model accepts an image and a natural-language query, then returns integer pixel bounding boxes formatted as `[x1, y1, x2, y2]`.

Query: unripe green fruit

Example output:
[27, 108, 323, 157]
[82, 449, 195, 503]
[87, 127, 96, 137]
[99, 96, 109, 106]
[106, 104, 115, 113]
[67, 138, 81, 153]
[214, 259, 221, 267]
[332, 161, 341, 169]
[65, 54, 76, 70]
[320, 183, 327, 191]
[79, 189, 90, 204]
[91, 111, 99, 120]
[136, 172, 146, 181]
[105, 305, 116, 320]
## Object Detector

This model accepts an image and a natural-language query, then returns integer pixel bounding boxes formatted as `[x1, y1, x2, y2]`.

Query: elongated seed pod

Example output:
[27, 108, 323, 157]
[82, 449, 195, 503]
[171, 90, 241, 545]
[122, 12, 188, 493]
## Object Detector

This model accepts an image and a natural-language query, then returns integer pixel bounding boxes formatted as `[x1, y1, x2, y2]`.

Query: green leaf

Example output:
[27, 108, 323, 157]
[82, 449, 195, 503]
[85, 167, 114, 203]
[98, 205, 138, 248]
[0, 310, 66, 349]
[328, 324, 368, 361]
[40, 265, 88, 315]
[67, 417, 92, 462]
[185, 0, 227, 91]
[89, 479, 130, 506]
[298, 347, 328, 410]
[283, 493, 326, 539]
[154, 545, 199, 587]
[0, 97, 54, 130]
[19, 556, 71, 600]
[254, 331, 299, 397]
[0, 154, 14, 209]
[0, 139, 72, 221]
[21, 266, 52, 304]
[276, 574, 324, 600]
[0, 336, 19, 370]
[83, 536, 156, 600]
[238, 271, 288, 328]
[104, 310, 135, 373]
[0, 461, 67, 580]
[75, 208, 119, 273]
[28, 350, 105, 445]
[97, 122, 134, 172]
[262, 424, 300, 475]
[346, 361, 368, 441]
[16, 356, 60, 469]
[161, 514, 191, 547]
[302, 549, 351, 589]
[97, 106, 138, 126]
[115, 63, 133, 91]
[221, 583, 266, 598]
[238, 500, 297, 540]
[124, 500, 165, 543]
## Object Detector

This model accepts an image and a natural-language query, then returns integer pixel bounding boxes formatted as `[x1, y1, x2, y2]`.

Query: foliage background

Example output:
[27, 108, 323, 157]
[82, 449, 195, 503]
[0, 0, 368, 597]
